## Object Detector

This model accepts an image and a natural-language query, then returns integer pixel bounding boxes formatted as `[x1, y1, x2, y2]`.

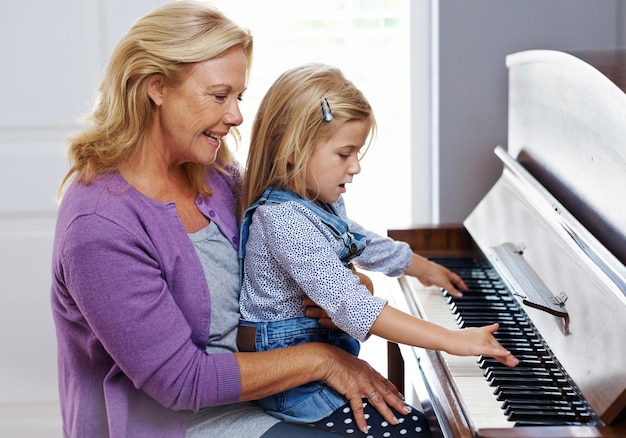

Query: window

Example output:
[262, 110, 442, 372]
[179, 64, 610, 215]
[211, 0, 411, 234]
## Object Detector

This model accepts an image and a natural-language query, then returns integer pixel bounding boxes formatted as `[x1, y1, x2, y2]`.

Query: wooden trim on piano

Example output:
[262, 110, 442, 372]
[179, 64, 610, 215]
[387, 342, 404, 397]
[388, 224, 477, 258]
[414, 346, 475, 438]
[477, 426, 626, 438]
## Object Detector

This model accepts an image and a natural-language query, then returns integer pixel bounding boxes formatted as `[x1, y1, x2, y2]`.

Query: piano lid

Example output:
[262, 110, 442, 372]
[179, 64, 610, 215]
[506, 49, 626, 267]
[463, 49, 626, 425]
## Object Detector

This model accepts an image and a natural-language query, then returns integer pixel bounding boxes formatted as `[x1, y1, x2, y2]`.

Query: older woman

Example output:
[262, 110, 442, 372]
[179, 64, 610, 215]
[50, 2, 409, 437]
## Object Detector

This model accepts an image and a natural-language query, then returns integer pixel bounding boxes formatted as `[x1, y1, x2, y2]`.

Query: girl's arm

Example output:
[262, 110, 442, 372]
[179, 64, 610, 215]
[369, 305, 519, 367]
[340, 199, 467, 297]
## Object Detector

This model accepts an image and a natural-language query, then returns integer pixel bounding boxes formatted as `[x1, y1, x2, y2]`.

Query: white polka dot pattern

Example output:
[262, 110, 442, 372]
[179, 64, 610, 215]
[308, 400, 432, 437]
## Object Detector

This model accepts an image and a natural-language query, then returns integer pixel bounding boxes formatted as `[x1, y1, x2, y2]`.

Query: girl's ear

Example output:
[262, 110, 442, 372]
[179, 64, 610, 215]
[287, 153, 295, 165]
[147, 75, 165, 106]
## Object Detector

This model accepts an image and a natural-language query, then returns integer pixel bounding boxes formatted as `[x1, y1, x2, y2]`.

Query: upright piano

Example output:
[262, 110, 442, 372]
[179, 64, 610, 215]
[386, 49, 626, 438]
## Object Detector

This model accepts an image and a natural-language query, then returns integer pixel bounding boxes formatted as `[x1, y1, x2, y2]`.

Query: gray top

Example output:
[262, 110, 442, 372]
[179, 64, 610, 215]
[187, 221, 279, 437]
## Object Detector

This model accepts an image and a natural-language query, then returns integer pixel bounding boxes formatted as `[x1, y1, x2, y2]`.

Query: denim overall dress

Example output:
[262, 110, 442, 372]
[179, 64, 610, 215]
[238, 187, 368, 423]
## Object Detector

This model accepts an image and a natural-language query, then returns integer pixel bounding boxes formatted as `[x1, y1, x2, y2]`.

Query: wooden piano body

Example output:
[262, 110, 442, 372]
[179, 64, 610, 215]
[386, 49, 626, 438]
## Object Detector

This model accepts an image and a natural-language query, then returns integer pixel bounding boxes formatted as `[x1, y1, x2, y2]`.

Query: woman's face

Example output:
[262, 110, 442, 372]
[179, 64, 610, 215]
[151, 45, 248, 166]
[305, 119, 370, 204]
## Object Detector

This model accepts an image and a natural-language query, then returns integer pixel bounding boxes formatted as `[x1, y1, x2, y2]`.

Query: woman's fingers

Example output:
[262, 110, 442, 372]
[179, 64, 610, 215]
[363, 377, 414, 422]
[324, 351, 410, 433]
[345, 376, 404, 433]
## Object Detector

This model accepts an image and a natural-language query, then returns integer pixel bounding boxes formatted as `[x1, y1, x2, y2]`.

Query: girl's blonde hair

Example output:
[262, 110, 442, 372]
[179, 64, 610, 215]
[59, 1, 253, 197]
[241, 63, 376, 212]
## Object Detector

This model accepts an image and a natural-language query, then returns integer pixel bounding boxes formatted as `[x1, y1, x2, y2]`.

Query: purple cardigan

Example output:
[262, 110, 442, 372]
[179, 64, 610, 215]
[51, 169, 242, 437]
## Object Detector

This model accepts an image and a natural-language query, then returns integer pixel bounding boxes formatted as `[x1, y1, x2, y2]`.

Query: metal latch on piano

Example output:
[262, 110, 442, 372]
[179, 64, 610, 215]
[489, 242, 570, 333]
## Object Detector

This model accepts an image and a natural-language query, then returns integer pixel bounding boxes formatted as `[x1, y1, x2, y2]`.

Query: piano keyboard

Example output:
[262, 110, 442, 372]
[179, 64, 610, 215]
[405, 257, 598, 429]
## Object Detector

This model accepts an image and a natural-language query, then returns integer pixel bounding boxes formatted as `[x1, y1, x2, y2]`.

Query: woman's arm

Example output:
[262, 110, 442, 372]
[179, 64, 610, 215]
[235, 342, 410, 434]
[59, 215, 242, 410]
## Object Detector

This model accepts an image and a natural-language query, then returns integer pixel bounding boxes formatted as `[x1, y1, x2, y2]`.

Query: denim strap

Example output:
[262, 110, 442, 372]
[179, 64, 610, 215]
[238, 187, 368, 283]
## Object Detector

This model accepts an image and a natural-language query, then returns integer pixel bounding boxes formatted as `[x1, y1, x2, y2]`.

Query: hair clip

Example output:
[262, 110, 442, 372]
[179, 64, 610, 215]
[320, 96, 333, 122]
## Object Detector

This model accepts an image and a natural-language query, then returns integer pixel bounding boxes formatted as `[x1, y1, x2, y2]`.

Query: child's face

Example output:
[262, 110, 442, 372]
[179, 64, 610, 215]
[305, 119, 371, 203]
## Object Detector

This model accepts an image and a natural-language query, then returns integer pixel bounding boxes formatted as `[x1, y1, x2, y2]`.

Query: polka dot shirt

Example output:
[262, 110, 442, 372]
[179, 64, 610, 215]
[239, 196, 413, 341]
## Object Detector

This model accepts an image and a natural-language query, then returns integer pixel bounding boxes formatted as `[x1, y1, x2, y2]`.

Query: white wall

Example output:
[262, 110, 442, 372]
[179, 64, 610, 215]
[0, 1, 166, 436]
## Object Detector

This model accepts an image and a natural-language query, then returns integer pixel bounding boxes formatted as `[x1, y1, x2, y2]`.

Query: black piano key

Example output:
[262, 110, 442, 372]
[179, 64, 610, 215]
[482, 334, 537, 344]
[450, 279, 485, 285]
[504, 403, 588, 417]
[513, 420, 588, 426]
[458, 318, 530, 328]
[452, 302, 515, 310]
[486, 369, 567, 384]
[488, 376, 560, 387]
[508, 407, 584, 418]
[486, 367, 556, 377]
[495, 386, 578, 400]
[502, 400, 587, 412]
[507, 409, 593, 424]
[449, 287, 499, 294]
[495, 383, 574, 392]
[492, 328, 537, 337]
[492, 347, 541, 356]
[459, 318, 530, 327]
[479, 356, 557, 369]
[449, 296, 509, 304]
[449, 297, 508, 304]
[457, 313, 518, 320]
[450, 304, 509, 313]
[487, 369, 567, 381]
[490, 325, 532, 332]
[495, 389, 566, 401]
[503, 400, 590, 420]
[495, 337, 543, 345]
[504, 404, 574, 415]
[494, 343, 544, 352]
[456, 312, 519, 320]
[502, 398, 582, 409]
[500, 346, 548, 355]
[457, 317, 519, 326]
[448, 289, 507, 297]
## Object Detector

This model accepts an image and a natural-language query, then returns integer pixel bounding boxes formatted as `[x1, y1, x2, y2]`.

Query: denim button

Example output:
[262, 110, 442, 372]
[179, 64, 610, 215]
[349, 243, 358, 254]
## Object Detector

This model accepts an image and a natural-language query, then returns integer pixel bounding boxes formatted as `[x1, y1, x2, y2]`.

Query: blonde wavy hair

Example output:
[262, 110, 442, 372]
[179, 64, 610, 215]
[59, 1, 253, 197]
[241, 63, 375, 212]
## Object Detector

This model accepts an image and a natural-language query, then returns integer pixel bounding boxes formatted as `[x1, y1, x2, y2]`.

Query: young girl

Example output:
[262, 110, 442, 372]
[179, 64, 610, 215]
[238, 64, 519, 437]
